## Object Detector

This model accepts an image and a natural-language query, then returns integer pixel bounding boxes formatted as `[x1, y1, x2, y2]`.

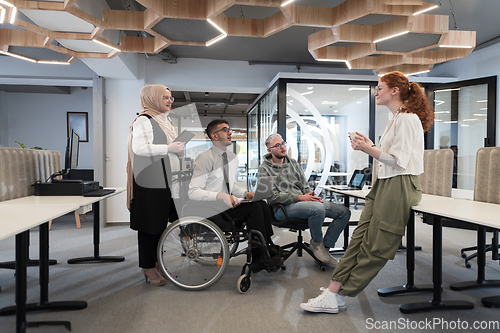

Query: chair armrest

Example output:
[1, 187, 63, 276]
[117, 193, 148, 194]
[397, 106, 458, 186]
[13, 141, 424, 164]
[270, 203, 291, 221]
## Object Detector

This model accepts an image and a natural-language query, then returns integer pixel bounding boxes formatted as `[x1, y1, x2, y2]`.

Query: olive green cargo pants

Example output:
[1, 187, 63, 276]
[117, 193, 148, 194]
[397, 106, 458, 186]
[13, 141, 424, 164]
[331, 175, 422, 297]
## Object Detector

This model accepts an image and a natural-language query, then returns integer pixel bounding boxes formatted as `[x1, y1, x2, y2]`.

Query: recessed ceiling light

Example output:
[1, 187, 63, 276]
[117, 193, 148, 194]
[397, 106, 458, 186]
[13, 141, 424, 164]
[322, 101, 338, 105]
[301, 91, 313, 95]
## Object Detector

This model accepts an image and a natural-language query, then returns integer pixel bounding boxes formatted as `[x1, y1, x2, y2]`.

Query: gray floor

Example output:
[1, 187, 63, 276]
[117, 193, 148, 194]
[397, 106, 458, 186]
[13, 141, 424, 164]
[1, 212, 500, 333]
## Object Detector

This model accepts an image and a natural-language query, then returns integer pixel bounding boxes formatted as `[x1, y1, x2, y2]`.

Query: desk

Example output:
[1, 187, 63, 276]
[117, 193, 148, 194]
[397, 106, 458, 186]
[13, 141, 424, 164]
[0, 188, 125, 332]
[402, 195, 500, 313]
[0, 203, 78, 332]
[318, 185, 369, 252]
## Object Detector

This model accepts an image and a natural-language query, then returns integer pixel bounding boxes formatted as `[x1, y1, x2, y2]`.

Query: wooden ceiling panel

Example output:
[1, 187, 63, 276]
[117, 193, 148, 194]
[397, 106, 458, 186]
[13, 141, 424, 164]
[2, 0, 477, 75]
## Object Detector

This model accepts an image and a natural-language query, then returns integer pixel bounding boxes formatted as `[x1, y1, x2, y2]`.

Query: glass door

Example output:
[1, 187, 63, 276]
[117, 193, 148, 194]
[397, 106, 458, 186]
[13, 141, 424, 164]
[428, 77, 496, 191]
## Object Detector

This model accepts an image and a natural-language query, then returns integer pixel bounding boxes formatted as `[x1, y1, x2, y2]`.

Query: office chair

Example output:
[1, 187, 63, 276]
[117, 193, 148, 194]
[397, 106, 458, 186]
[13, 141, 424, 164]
[458, 147, 500, 268]
[269, 204, 330, 271]
[461, 230, 499, 268]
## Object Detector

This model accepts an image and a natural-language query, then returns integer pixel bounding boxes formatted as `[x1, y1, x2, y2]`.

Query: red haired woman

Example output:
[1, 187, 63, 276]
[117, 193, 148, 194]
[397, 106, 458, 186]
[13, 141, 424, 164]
[301, 71, 433, 313]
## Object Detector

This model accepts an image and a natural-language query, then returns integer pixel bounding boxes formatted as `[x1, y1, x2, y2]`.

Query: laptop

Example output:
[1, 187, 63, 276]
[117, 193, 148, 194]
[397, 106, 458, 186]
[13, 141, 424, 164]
[329, 170, 368, 190]
[241, 176, 275, 203]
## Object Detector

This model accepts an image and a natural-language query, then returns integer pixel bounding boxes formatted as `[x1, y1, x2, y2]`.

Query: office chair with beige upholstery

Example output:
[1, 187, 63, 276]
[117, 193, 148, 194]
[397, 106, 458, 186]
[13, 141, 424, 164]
[460, 147, 500, 268]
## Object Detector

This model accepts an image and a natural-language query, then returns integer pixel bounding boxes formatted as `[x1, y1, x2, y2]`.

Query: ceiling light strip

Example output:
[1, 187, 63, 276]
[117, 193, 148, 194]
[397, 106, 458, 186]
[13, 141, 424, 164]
[439, 45, 473, 49]
[406, 69, 430, 76]
[37, 60, 70, 65]
[0, 50, 37, 63]
[413, 5, 438, 16]
[9, 5, 15, 23]
[206, 34, 227, 47]
[281, 0, 295, 6]
[93, 39, 121, 52]
[0, 7, 5, 24]
[373, 31, 409, 44]
[0, 0, 14, 8]
[207, 19, 227, 35]
[316, 58, 351, 69]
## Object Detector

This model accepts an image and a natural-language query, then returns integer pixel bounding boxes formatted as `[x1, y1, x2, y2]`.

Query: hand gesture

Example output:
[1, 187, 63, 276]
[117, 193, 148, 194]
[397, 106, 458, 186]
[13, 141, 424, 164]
[350, 132, 374, 151]
[168, 142, 185, 156]
[246, 192, 254, 200]
[298, 191, 323, 202]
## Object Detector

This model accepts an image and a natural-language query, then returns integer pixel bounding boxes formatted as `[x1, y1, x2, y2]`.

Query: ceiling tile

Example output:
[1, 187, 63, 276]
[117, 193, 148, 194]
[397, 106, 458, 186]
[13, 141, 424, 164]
[19, 9, 95, 33]
[224, 5, 280, 19]
[152, 18, 219, 43]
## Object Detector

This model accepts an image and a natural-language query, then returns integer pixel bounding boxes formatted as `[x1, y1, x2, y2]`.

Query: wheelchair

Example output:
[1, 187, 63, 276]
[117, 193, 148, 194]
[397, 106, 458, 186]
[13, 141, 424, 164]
[156, 173, 284, 292]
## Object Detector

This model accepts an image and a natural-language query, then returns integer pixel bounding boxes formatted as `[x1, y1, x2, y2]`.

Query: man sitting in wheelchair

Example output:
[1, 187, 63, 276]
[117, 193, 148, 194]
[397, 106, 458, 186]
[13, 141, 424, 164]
[187, 119, 284, 273]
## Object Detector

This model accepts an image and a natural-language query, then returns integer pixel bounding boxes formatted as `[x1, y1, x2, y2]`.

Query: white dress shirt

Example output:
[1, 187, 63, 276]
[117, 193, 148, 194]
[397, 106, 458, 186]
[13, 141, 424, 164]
[188, 145, 246, 201]
[375, 112, 424, 180]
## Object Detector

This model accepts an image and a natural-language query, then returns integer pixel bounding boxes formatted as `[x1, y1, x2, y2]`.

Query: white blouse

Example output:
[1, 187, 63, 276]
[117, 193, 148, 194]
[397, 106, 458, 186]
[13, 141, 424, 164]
[132, 116, 169, 156]
[375, 112, 424, 180]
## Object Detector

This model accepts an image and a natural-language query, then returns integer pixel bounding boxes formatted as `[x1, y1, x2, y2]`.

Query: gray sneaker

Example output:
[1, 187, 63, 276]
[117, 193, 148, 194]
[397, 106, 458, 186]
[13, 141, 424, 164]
[300, 287, 339, 313]
[310, 240, 337, 267]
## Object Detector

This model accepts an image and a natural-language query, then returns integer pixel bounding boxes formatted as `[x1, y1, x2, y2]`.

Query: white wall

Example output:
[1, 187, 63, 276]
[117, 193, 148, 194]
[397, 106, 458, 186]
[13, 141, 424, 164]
[104, 78, 146, 223]
[0, 92, 7, 147]
[5, 87, 94, 170]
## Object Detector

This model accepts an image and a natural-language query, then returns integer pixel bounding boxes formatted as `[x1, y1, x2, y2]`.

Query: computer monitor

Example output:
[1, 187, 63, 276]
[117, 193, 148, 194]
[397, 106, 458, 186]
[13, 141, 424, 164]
[65, 129, 80, 171]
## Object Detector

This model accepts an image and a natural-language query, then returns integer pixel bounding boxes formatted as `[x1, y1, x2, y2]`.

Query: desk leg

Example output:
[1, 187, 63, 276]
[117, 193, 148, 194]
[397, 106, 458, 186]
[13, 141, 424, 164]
[15, 231, 28, 333]
[450, 226, 500, 291]
[400, 216, 474, 313]
[67, 202, 125, 264]
[378, 212, 434, 296]
[329, 194, 350, 255]
[0, 223, 86, 319]
[0, 231, 57, 270]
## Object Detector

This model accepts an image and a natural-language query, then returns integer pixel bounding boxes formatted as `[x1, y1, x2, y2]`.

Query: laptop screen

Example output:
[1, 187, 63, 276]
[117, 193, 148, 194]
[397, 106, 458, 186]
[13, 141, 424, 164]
[347, 170, 368, 189]
[350, 173, 366, 187]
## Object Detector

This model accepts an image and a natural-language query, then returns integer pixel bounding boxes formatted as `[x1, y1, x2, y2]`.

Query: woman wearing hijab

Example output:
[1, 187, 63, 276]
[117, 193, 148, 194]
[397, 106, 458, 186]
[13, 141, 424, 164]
[126, 84, 185, 286]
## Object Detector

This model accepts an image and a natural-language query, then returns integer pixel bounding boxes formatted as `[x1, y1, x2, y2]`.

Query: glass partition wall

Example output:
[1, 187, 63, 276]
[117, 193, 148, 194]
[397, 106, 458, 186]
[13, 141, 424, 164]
[248, 78, 375, 193]
[248, 76, 497, 194]
[427, 76, 496, 191]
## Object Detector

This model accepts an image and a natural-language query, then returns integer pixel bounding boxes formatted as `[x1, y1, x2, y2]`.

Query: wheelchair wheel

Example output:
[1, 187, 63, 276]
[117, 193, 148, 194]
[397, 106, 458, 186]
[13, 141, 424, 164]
[237, 274, 251, 293]
[157, 217, 230, 291]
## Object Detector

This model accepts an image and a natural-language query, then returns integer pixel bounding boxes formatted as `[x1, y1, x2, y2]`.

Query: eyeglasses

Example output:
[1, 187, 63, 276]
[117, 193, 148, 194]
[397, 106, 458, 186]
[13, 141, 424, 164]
[213, 126, 232, 134]
[270, 141, 287, 149]
[163, 96, 175, 102]
[375, 86, 387, 93]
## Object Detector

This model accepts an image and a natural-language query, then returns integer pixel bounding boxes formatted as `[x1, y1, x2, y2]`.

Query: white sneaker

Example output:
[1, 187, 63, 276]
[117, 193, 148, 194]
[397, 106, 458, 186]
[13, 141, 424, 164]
[336, 293, 346, 310]
[307, 288, 346, 310]
[300, 287, 339, 313]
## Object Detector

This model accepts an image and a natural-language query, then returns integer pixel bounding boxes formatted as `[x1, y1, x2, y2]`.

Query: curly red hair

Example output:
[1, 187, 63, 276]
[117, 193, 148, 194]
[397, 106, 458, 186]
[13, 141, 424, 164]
[380, 71, 434, 132]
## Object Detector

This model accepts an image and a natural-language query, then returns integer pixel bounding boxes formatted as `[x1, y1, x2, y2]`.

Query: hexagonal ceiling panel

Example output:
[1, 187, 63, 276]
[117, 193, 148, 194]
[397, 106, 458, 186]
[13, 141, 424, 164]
[0, 0, 480, 75]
